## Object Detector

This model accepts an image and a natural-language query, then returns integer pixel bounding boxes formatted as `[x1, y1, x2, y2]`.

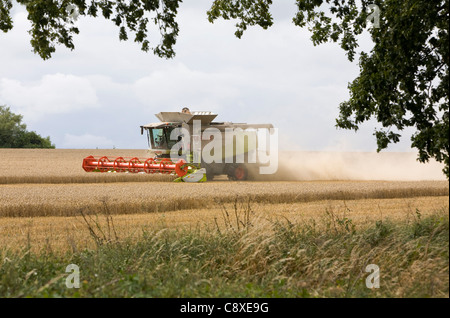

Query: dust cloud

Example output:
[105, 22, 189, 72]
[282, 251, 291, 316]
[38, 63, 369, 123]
[254, 151, 447, 181]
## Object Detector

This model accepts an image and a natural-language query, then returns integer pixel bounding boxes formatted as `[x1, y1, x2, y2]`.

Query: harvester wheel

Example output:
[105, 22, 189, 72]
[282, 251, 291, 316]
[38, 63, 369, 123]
[206, 170, 215, 181]
[227, 164, 248, 181]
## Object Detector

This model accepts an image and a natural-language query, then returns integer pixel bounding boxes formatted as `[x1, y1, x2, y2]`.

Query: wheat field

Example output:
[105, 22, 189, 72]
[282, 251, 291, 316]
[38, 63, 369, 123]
[1, 196, 448, 254]
[0, 179, 448, 218]
[0, 148, 448, 247]
[0, 149, 173, 184]
[0, 149, 448, 297]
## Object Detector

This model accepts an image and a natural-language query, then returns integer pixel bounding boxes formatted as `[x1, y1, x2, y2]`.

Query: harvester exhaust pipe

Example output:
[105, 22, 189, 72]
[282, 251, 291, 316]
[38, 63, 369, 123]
[82, 156, 189, 177]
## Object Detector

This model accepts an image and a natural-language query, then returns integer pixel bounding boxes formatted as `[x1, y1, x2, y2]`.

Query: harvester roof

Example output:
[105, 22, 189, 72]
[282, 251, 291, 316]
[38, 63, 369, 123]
[140, 111, 273, 132]
[155, 111, 218, 124]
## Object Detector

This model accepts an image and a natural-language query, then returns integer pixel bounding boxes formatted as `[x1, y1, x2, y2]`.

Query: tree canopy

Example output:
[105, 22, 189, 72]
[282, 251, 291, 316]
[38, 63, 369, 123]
[0, 0, 180, 59]
[1, 0, 448, 176]
[0, 105, 55, 148]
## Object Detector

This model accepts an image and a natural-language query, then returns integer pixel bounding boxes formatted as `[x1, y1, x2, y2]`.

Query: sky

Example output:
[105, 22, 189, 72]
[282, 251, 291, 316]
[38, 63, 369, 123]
[0, 0, 418, 152]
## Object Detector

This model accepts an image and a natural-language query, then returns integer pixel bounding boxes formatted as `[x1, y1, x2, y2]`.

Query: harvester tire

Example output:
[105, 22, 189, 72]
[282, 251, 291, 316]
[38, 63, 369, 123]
[227, 164, 248, 181]
[206, 170, 215, 181]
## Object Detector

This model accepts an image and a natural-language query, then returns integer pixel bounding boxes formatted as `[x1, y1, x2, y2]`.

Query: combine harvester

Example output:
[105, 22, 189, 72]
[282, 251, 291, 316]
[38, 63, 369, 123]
[82, 110, 273, 182]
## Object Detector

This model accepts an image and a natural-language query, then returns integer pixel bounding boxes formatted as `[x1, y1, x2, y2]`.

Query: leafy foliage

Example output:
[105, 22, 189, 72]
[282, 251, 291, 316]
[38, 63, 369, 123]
[207, 0, 273, 38]
[0, 0, 181, 59]
[0, 105, 55, 148]
[330, 0, 448, 178]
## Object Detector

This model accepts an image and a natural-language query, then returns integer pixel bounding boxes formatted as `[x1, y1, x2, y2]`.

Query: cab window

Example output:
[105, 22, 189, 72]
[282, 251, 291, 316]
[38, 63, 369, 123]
[150, 127, 178, 150]
[166, 126, 179, 149]
[150, 128, 166, 149]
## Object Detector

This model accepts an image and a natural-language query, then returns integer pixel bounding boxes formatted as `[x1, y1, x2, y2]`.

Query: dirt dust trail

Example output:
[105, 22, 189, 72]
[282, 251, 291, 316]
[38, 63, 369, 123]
[253, 151, 447, 181]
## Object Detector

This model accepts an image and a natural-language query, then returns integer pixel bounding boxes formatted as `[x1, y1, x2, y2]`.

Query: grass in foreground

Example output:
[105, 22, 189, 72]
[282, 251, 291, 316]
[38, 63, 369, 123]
[0, 206, 448, 298]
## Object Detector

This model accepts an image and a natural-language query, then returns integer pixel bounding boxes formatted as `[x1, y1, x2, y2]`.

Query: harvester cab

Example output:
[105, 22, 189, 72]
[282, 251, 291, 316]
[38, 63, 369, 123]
[82, 110, 273, 182]
[140, 111, 218, 159]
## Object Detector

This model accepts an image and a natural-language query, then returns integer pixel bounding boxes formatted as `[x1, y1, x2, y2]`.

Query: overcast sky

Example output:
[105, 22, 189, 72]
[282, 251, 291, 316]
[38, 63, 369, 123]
[0, 1, 418, 152]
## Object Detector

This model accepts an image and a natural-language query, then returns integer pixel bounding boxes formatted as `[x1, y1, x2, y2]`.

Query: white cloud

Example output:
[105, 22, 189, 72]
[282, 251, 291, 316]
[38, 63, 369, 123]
[62, 133, 115, 149]
[132, 63, 240, 112]
[0, 73, 99, 121]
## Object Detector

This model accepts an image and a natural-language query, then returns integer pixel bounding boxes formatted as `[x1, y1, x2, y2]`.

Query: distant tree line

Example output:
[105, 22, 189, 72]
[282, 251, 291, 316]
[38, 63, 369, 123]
[0, 105, 55, 148]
